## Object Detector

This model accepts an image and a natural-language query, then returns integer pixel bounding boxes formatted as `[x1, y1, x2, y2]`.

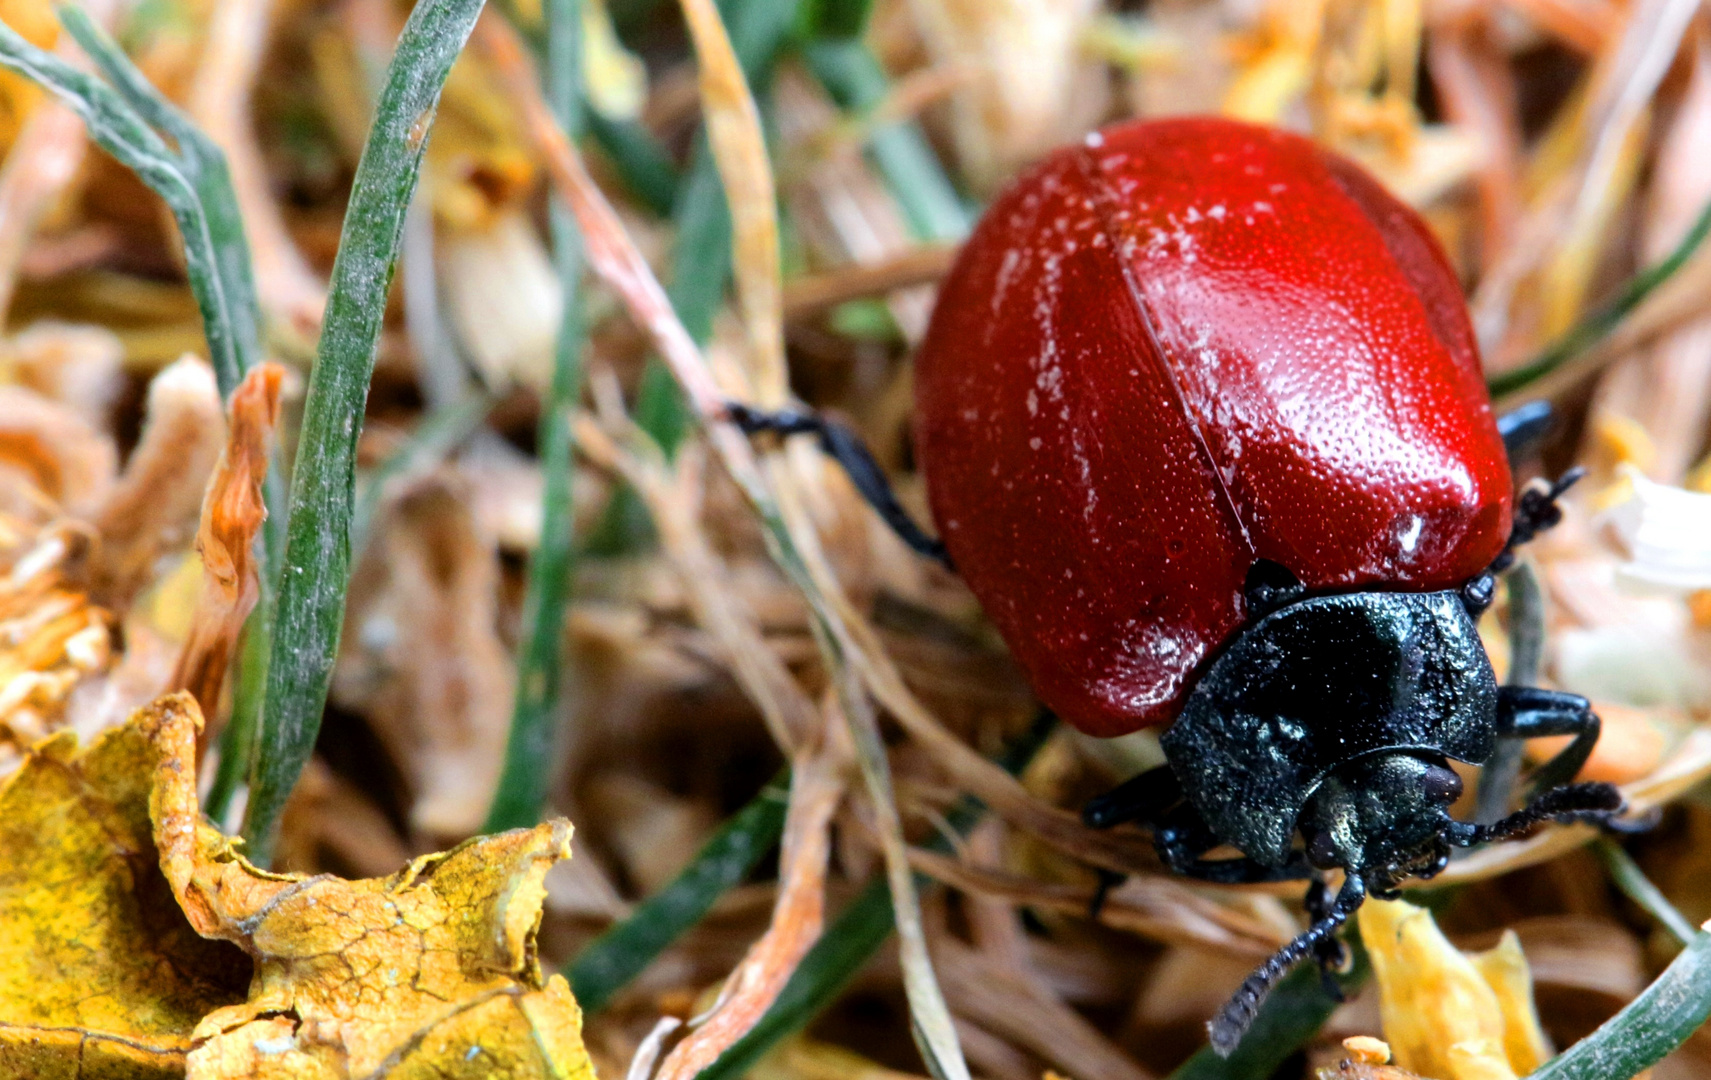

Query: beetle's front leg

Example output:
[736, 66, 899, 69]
[1496, 685, 1600, 796]
[1490, 687, 1651, 834]
[725, 402, 951, 567]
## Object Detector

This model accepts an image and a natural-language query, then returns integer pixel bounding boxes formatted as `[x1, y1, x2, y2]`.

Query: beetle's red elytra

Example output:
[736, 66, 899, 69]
[915, 117, 1514, 738]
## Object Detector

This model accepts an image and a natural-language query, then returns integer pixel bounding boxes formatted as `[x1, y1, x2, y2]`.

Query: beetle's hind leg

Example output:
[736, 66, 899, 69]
[725, 402, 952, 568]
[1496, 400, 1555, 461]
[1491, 468, 1584, 573]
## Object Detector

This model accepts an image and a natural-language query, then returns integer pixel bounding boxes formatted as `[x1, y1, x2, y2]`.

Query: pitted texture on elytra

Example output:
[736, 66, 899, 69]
[1161, 591, 1498, 866]
[915, 118, 1511, 736]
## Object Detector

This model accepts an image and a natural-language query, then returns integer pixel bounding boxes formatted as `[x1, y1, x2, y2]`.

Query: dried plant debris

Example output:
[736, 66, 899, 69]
[0, 515, 113, 759]
[1358, 898, 1552, 1080]
[0, 694, 249, 1076]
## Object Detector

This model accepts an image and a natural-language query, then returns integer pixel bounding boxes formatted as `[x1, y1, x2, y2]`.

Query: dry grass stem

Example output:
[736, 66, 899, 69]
[649, 743, 845, 1080]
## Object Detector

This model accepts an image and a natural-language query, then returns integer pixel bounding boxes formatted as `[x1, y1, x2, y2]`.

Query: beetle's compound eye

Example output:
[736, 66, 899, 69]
[1422, 764, 1463, 805]
[1306, 831, 1339, 870]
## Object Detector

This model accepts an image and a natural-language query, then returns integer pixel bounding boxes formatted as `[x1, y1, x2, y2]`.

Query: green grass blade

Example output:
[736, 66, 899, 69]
[484, 0, 589, 833]
[1526, 927, 1711, 1080]
[1596, 839, 1698, 948]
[0, 20, 242, 394]
[569, 772, 791, 1012]
[57, 6, 263, 383]
[797, 0, 874, 39]
[1169, 945, 1367, 1080]
[241, 0, 491, 863]
[1476, 560, 1543, 824]
[1489, 194, 1711, 398]
[800, 38, 969, 242]
[585, 106, 679, 216]
[12, 10, 285, 819]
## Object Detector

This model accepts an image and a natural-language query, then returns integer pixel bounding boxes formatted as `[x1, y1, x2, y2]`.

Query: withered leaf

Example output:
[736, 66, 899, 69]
[144, 693, 596, 1079]
[1357, 898, 1552, 1080]
[0, 698, 250, 1078]
[170, 361, 284, 724]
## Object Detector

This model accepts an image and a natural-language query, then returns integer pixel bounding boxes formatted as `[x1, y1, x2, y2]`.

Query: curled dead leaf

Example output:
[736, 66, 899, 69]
[93, 356, 225, 606]
[0, 517, 114, 754]
[0, 692, 250, 1077]
[141, 692, 595, 1079]
[170, 361, 284, 725]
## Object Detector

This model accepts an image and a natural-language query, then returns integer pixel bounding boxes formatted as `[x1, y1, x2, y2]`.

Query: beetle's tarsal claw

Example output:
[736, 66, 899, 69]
[1496, 467, 1586, 570]
[1598, 806, 1661, 835]
[1088, 868, 1124, 919]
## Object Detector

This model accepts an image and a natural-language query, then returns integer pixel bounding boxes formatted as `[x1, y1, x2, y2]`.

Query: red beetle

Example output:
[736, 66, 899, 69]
[736, 117, 1630, 1053]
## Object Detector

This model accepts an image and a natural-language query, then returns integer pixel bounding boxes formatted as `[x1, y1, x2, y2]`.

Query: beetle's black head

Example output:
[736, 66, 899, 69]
[1298, 752, 1464, 885]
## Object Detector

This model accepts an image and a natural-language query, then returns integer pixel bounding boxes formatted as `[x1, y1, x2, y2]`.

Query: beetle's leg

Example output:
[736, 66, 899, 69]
[725, 402, 952, 568]
[1496, 400, 1555, 461]
[1154, 803, 1313, 884]
[1080, 766, 1182, 917]
[1497, 685, 1602, 796]
[1083, 765, 1181, 829]
[1209, 873, 1367, 1057]
[1491, 468, 1585, 573]
[1304, 876, 1348, 1000]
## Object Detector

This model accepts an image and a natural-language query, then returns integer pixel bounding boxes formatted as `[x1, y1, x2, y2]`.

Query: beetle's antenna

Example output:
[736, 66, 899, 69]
[1208, 874, 1366, 1057]
[1444, 782, 1624, 846]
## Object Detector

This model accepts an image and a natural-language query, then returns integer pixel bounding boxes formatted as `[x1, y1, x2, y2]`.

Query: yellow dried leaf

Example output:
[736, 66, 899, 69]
[1465, 933, 1552, 1074]
[0, 699, 250, 1078]
[1357, 898, 1551, 1080]
[582, 0, 647, 119]
[141, 693, 595, 1079]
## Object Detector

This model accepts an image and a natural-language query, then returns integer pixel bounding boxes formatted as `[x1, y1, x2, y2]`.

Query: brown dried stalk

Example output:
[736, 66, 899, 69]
[92, 358, 226, 606]
[188, 0, 325, 335]
[932, 937, 1155, 1080]
[574, 409, 818, 754]
[906, 847, 1285, 959]
[649, 740, 846, 1080]
[170, 361, 283, 730]
[781, 245, 957, 321]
